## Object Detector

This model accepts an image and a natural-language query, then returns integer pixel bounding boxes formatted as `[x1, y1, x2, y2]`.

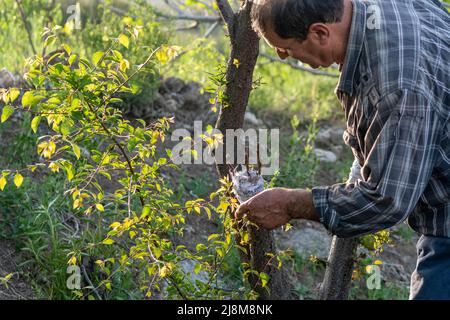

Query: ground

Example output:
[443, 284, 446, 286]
[0, 76, 419, 300]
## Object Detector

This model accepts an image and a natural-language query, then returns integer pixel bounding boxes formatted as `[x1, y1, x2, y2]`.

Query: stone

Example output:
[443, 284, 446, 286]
[314, 148, 338, 162]
[244, 111, 262, 126]
[0, 68, 15, 88]
[276, 224, 332, 260]
[381, 263, 410, 284]
[316, 127, 345, 145]
[160, 77, 185, 94]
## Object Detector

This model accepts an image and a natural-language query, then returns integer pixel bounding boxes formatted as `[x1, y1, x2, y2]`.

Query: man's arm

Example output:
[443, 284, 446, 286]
[236, 89, 442, 236]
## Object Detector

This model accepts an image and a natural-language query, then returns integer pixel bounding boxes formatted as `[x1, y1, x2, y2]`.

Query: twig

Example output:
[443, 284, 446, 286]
[259, 52, 340, 78]
[15, 0, 37, 55]
[156, 12, 221, 23]
[81, 265, 102, 300]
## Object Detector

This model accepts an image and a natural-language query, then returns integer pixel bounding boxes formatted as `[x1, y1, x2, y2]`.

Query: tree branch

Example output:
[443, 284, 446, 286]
[215, 0, 234, 26]
[156, 12, 221, 23]
[259, 53, 340, 78]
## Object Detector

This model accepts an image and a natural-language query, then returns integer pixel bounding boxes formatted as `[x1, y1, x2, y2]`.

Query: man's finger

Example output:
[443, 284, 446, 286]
[235, 202, 249, 220]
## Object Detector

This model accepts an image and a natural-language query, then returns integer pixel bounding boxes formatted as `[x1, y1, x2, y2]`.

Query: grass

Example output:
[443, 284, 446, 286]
[349, 280, 409, 300]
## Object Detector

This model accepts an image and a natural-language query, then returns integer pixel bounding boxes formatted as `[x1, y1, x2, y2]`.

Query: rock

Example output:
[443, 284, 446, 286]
[164, 92, 185, 111]
[178, 259, 209, 285]
[160, 77, 185, 94]
[0, 68, 16, 88]
[276, 224, 332, 260]
[180, 81, 206, 110]
[381, 263, 410, 284]
[244, 111, 262, 126]
[314, 148, 338, 162]
[316, 127, 345, 145]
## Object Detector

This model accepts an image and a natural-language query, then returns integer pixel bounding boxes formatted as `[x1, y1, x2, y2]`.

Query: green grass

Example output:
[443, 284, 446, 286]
[349, 281, 409, 300]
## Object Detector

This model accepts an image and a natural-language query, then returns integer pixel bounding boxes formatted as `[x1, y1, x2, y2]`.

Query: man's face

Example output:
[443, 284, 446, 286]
[262, 26, 335, 69]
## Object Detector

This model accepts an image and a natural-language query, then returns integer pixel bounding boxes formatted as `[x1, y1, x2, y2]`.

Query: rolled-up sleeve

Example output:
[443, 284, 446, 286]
[312, 89, 442, 238]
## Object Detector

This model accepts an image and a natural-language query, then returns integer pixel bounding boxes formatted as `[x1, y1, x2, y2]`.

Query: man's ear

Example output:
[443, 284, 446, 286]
[308, 23, 330, 45]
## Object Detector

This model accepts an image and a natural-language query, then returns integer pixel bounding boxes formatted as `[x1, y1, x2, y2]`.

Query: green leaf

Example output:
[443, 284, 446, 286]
[92, 51, 104, 66]
[71, 143, 81, 159]
[0, 176, 6, 191]
[141, 205, 151, 219]
[153, 246, 162, 259]
[13, 173, 23, 188]
[31, 116, 41, 133]
[62, 44, 72, 55]
[196, 243, 206, 252]
[1, 105, 14, 123]
[207, 234, 220, 242]
[194, 264, 202, 275]
[60, 119, 71, 136]
[102, 238, 115, 245]
[118, 34, 129, 48]
[9, 88, 20, 102]
[68, 54, 77, 66]
[260, 272, 269, 287]
[63, 162, 74, 181]
[21, 91, 44, 107]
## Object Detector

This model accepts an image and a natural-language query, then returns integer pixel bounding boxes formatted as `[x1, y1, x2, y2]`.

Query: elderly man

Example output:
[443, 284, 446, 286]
[235, 0, 450, 299]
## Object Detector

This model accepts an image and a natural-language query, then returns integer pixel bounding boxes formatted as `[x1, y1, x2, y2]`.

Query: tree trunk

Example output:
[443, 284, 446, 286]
[214, 0, 293, 299]
[319, 236, 359, 299]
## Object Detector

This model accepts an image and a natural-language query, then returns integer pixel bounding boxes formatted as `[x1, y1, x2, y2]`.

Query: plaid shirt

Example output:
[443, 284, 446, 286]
[312, 0, 450, 238]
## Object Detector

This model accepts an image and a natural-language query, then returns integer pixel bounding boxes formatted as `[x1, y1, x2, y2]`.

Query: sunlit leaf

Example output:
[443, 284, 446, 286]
[102, 238, 115, 245]
[31, 116, 41, 133]
[118, 34, 129, 48]
[0, 176, 6, 191]
[1, 105, 14, 123]
[13, 173, 23, 188]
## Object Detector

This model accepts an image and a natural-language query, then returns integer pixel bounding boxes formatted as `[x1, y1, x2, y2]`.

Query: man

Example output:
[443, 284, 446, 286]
[235, 0, 450, 299]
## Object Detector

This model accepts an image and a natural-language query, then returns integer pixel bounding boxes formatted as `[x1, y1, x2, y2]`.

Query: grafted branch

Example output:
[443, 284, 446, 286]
[216, 0, 235, 26]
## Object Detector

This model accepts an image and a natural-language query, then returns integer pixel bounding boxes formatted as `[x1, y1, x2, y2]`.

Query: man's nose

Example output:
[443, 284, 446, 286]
[276, 48, 289, 60]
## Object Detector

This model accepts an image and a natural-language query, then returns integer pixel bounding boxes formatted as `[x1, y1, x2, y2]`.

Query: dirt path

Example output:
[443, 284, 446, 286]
[0, 240, 34, 300]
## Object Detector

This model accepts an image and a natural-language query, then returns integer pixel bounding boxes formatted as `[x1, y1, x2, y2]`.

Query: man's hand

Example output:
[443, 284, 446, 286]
[234, 188, 319, 230]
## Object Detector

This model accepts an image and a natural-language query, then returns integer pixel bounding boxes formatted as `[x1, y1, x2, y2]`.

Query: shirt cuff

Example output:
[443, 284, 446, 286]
[311, 186, 334, 233]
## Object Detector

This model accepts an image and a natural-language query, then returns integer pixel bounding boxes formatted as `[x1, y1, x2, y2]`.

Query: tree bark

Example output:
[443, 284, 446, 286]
[319, 236, 359, 300]
[214, 0, 293, 299]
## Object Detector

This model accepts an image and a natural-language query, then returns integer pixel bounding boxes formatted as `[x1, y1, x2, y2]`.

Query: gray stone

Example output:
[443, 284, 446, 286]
[161, 77, 185, 94]
[381, 263, 410, 284]
[244, 111, 262, 126]
[0, 68, 15, 88]
[276, 224, 332, 260]
[314, 148, 338, 162]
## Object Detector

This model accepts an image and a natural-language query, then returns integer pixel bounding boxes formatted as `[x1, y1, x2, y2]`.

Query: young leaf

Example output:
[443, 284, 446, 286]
[71, 142, 81, 159]
[13, 173, 23, 188]
[9, 88, 20, 102]
[102, 238, 115, 245]
[31, 116, 41, 133]
[95, 203, 105, 212]
[1, 105, 14, 123]
[118, 34, 129, 48]
[92, 51, 104, 66]
[0, 176, 6, 191]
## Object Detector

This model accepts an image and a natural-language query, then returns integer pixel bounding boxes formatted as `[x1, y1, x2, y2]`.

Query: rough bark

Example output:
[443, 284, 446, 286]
[319, 236, 359, 300]
[214, 0, 293, 299]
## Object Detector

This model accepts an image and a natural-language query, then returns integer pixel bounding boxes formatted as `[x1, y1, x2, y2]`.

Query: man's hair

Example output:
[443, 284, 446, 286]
[251, 0, 344, 41]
